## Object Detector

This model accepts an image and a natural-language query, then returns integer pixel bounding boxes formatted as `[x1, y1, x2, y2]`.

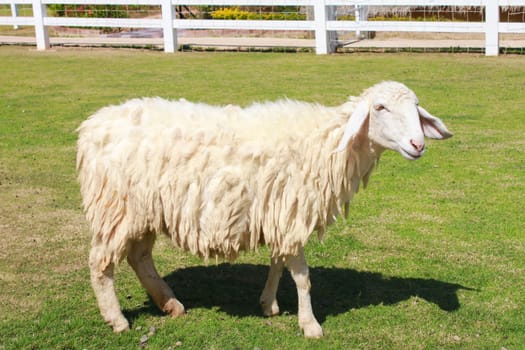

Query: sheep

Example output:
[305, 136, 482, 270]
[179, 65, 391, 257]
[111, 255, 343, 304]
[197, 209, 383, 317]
[76, 81, 452, 338]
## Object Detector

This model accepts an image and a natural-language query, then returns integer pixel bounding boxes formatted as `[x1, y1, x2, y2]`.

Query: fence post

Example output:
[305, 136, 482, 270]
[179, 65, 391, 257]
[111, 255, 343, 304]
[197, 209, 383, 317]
[11, 2, 18, 30]
[355, 5, 369, 39]
[162, 0, 177, 53]
[485, 0, 499, 56]
[32, 0, 49, 50]
[314, 0, 336, 54]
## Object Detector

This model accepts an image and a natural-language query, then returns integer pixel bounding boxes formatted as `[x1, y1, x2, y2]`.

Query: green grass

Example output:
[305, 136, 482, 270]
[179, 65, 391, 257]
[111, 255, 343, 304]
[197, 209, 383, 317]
[0, 46, 524, 349]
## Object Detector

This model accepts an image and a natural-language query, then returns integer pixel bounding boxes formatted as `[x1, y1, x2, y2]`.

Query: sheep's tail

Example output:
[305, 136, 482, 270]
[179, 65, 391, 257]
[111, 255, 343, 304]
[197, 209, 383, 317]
[77, 119, 131, 266]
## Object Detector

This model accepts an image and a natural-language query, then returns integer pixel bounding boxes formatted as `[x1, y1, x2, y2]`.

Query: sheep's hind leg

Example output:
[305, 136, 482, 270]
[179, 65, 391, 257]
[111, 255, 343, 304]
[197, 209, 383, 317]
[260, 256, 284, 316]
[89, 246, 130, 333]
[285, 247, 323, 338]
[127, 233, 185, 318]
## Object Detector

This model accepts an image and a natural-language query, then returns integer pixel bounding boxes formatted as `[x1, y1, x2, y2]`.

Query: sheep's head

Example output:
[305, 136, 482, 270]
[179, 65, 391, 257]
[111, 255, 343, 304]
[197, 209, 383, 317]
[335, 81, 453, 160]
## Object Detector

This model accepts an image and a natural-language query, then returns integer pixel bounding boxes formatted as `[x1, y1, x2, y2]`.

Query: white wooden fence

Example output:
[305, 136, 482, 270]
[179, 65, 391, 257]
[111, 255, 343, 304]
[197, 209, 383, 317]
[1, 0, 524, 55]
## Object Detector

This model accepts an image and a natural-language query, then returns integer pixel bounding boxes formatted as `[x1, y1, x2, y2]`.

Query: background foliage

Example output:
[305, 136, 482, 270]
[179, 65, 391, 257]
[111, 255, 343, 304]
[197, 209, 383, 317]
[210, 7, 306, 20]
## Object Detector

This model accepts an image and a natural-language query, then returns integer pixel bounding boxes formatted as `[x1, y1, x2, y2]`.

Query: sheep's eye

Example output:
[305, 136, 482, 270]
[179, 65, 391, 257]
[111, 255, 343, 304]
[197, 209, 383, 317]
[374, 104, 386, 112]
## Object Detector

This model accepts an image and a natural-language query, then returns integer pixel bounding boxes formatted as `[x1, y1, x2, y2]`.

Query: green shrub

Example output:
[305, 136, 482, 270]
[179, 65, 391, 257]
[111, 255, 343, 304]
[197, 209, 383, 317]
[48, 4, 127, 19]
[47, 5, 130, 33]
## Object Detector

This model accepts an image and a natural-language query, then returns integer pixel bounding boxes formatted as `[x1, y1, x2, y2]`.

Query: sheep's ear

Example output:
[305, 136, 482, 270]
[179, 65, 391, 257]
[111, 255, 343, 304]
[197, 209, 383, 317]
[418, 106, 453, 139]
[333, 101, 369, 153]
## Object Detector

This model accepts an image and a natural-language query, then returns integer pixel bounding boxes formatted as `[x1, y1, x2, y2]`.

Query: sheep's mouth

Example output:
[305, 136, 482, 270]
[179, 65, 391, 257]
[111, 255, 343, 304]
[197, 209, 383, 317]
[399, 147, 424, 160]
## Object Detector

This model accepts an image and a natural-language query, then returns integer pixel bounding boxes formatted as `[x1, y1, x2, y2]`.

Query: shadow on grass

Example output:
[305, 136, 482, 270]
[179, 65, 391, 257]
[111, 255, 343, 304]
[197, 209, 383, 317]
[125, 263, 471, 324]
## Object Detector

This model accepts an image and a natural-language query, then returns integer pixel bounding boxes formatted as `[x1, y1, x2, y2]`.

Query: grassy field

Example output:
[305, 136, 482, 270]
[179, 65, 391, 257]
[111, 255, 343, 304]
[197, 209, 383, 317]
[0, 46, 523, 349]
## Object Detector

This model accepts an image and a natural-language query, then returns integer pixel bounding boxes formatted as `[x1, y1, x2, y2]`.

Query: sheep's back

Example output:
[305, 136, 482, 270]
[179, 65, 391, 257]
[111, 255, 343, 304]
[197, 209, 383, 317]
[77, 97, 343, 259]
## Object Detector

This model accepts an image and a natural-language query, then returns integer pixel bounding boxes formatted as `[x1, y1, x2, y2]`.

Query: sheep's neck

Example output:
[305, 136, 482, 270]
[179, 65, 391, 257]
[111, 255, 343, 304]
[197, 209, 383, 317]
[304, 119, 383, 236]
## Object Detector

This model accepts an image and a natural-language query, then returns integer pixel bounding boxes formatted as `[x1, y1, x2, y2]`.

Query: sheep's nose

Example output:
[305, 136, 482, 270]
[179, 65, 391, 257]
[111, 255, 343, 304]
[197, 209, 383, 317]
[410, 139, 425, 152]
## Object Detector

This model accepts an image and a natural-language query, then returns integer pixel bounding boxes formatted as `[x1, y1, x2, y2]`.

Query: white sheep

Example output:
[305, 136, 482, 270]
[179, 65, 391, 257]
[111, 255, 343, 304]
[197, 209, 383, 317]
[77, 81, 452, 338]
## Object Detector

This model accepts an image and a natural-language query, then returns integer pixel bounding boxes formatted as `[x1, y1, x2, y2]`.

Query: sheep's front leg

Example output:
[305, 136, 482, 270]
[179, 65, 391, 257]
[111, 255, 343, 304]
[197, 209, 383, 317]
[260, 256, 284, 316]
[127, 234, 185, 318]
[285, 247, 323, 338]
[89, 246, 130, 333]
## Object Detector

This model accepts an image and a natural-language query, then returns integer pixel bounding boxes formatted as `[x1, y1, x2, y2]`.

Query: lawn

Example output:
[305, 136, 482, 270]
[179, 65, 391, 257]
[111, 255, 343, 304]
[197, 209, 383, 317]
[0, 46, 523, 349]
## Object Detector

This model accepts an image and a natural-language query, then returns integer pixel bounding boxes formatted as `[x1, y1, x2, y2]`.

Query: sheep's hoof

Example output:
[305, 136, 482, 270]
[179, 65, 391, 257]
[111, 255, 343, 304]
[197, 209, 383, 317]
[164, 298, 185, 318]
[260, 300, 280, 317]
[302, 321, 323, 339]
[111, 317, 130, 333]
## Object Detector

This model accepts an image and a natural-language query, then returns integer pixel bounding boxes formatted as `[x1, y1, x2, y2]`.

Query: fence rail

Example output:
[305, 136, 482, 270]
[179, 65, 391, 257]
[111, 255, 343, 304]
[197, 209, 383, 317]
[1, 0, 524, 55]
